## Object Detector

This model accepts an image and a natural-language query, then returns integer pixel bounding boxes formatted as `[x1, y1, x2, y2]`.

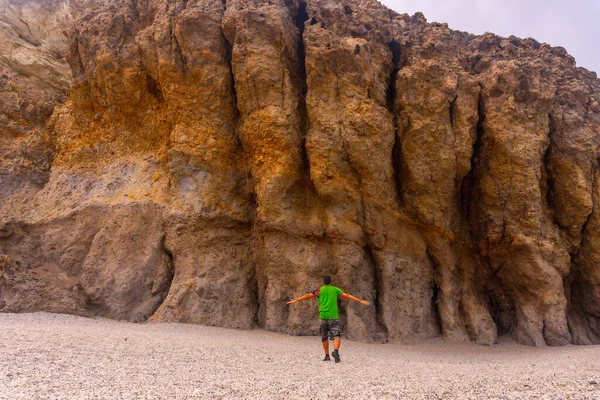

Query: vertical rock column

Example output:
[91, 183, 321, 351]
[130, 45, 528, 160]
[303, 9, 382, 341]
[303, 1, 438, 342]
[471, 61, 572, 346]
[573, 168, 600, 344]
[222, 0, 324, 333]
[394, 23, 496, 344]
[547, 70, 600, 344]
[134, 0, 258, 328]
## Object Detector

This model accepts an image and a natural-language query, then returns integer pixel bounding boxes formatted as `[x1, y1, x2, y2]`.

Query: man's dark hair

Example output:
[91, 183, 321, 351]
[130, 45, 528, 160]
[323, 275, 332, 285]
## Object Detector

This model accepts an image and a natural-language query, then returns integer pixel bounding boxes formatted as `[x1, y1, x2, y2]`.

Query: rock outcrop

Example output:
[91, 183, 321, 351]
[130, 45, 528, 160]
[1, 0, 599, 346]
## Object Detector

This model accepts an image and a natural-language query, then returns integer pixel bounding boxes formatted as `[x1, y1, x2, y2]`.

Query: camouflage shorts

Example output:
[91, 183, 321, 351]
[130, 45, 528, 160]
[320, 319, 341, 341]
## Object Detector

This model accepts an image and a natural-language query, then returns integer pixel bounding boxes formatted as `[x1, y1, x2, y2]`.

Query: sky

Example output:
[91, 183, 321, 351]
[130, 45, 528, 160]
[379, 0, 600, 74]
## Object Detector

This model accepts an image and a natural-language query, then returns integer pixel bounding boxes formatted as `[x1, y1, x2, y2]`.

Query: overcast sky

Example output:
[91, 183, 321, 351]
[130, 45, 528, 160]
[380, 0, 600, 74]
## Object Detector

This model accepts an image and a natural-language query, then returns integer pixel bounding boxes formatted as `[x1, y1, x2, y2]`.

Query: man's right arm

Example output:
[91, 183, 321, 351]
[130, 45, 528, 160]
[341, 292, 370, 305]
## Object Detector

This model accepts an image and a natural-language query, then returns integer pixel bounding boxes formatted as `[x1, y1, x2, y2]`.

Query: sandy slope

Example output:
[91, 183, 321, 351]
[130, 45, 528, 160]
[0, 313, 599, 399]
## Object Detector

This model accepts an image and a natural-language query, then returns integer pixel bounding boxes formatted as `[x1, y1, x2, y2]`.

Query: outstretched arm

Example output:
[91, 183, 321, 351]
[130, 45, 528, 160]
[287, 293, 316, 305]
[341, 292, 370, 306]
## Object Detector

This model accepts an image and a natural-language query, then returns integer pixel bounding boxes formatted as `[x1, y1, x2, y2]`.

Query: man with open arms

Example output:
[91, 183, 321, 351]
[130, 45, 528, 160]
[287, 275, 370, 363]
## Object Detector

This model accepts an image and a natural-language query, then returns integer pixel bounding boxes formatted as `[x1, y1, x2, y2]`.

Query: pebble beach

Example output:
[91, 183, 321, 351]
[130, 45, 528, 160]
[1, 312, 599, 399]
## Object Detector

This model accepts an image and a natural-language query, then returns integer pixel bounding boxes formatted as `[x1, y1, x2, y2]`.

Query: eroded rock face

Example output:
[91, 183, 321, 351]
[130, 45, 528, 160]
[0, 0, 70, 216]
[1, 0, 599, 346]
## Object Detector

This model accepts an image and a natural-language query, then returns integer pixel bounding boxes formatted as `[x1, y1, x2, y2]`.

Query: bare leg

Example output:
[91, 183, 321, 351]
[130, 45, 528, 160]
[322, 339, 329, 355]
[333, 338, 340, 351]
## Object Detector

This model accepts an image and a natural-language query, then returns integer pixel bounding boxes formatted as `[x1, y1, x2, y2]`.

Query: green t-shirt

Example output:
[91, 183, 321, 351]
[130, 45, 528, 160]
[313, 285, 343, 319]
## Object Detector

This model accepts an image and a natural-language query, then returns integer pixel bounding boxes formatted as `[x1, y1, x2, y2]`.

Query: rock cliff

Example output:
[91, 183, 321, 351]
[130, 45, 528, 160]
[1, 0, 599, 346]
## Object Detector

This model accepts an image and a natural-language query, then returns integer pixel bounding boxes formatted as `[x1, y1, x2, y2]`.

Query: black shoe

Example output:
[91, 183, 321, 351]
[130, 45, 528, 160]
[323, 355, 330, 361]
[332, 350, 340, 363]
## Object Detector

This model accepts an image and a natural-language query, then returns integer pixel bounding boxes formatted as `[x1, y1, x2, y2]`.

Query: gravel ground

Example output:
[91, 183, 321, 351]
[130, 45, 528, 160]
[0, 313, 599, 399]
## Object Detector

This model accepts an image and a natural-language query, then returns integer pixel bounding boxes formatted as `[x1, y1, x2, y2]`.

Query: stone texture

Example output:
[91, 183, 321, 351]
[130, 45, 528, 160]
[0, 0, 70, 221]
[1, 0, 599, 346]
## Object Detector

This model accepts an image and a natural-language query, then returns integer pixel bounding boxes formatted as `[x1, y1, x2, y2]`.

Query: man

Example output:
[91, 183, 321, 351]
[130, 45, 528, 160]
[287, 275, 370, 363]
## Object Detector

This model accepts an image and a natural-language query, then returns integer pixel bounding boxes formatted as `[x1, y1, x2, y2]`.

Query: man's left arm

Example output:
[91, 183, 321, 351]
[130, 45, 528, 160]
[340, 292, 370, 306]
[287, 291, 317, 305]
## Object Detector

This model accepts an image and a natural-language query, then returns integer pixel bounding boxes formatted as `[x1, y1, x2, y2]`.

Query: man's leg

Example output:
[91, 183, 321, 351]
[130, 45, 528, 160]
[320, 320, 331, 361]
[330, 320, 342, 363]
